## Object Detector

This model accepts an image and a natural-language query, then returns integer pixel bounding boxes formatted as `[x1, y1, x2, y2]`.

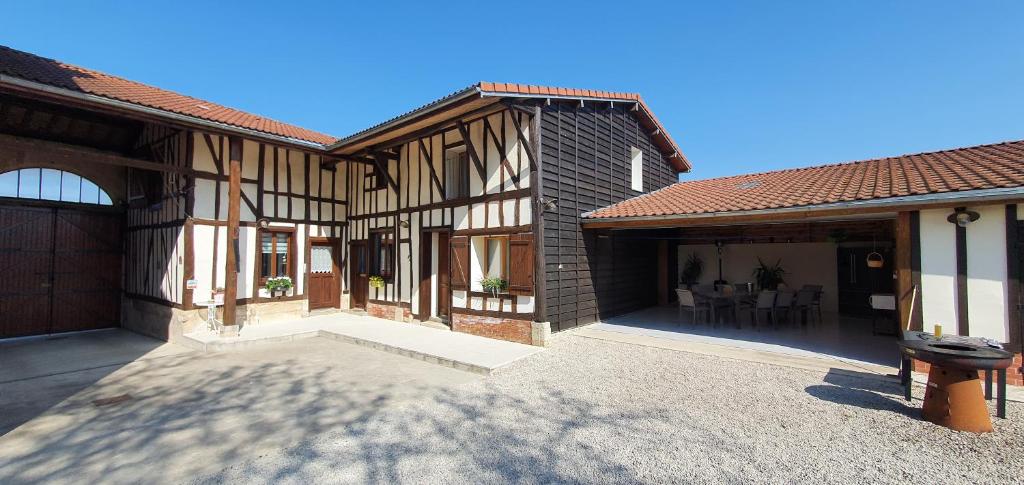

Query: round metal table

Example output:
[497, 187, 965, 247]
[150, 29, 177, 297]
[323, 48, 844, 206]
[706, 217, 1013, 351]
[899, 332, 1013, 432]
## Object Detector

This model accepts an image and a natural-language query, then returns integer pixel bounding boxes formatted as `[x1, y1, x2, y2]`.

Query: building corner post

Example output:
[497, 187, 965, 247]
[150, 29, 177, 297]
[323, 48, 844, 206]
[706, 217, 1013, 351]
[530, 104, 548, 327]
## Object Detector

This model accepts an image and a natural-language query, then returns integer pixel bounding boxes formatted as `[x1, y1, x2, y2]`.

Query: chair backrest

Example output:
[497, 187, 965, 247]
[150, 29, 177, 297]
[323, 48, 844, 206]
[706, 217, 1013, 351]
[795, 289, 815, 306]
[695, 284, 715, 295]
[775, 290, 794, 307]
[756, 290, 776, 308]
[735, 283, 751, 295]
[676, 289, 696, 307]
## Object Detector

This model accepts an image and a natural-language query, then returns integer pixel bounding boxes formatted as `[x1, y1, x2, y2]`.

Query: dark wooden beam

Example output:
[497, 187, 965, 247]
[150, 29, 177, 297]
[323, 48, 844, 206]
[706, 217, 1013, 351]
[418, 138, 445, 198]
[222, 136, 243, 331]
[455, 120, 487, 183]
[506, 108, 538, 172]
[0, 133, 191, 174]
[1007, 204, 1021, 352]
[371, 152, 400, 194]
[955, 208, 969, 336]
[529, 105, 547, 323]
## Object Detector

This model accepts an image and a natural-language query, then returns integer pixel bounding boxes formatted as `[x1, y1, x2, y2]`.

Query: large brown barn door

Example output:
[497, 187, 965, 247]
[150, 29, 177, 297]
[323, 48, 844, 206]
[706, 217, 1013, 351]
[0, 206, 55, 337]
[0, 204, 122, 338]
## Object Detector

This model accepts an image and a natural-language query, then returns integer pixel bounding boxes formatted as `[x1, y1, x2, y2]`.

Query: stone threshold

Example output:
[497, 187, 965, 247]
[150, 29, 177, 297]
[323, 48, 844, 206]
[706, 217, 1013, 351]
[180, 314, 543, 376]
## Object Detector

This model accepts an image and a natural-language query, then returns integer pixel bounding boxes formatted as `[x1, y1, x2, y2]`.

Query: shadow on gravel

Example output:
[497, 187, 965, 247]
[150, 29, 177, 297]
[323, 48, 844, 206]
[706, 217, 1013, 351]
[806, 368, 918, 418]
[822, 369, 903, 396]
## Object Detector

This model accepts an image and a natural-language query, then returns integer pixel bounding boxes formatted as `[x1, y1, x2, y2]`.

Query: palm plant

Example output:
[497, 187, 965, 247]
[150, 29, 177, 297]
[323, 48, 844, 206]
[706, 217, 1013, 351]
[753, 257, 786, 290]
[680, 252, 704, 288]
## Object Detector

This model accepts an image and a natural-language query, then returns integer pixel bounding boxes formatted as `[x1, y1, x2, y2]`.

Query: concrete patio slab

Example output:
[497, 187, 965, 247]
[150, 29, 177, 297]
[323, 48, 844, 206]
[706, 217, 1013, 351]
[182, 312, 544, 375]
[0, 329, 194, 383]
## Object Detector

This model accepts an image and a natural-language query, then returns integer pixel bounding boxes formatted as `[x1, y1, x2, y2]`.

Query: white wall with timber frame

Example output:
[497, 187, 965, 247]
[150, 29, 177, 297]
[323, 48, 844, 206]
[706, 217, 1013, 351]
[343, 107, 535, 319]
[188, 131, 347, 308]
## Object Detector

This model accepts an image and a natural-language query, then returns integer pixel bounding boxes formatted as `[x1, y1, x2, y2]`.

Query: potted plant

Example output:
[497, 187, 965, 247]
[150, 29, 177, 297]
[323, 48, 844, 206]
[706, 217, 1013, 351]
[368, 275, 385, 289]
[265, 276, 293, 297]
[753, 257, 787, 290]
[479, 277, 508, 297]
[680, 252, 704, 288]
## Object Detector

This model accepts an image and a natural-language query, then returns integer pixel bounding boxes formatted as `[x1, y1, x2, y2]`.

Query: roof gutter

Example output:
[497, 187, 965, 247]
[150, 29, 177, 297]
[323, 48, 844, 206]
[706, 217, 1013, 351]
[0, 74, 327, 150]
[581, 186, 1024, 226]
[326, 85, 482, 152]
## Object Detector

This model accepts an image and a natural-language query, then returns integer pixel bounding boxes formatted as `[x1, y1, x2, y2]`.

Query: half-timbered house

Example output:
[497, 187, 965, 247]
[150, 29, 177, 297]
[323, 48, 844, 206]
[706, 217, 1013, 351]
[0, 46, 687, 346]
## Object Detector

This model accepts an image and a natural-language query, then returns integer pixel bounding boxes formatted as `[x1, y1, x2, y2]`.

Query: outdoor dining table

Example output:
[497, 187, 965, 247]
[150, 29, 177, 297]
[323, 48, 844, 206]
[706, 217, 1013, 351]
[899, 330, 1013, 432]
[694, 290, 756, 326]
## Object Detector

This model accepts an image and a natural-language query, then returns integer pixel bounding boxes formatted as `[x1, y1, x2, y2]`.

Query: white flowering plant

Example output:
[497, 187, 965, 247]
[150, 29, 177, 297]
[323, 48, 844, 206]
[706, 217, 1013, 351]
[265, 276, 293, 292]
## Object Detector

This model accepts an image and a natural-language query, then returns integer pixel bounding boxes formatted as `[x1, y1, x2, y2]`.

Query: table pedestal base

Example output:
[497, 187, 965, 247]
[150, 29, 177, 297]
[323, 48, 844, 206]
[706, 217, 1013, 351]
[922, 364, 992, 433]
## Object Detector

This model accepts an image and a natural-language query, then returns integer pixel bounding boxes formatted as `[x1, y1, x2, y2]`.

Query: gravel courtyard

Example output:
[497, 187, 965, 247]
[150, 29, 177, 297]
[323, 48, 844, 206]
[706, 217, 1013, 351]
[196, 334, 1024, 484]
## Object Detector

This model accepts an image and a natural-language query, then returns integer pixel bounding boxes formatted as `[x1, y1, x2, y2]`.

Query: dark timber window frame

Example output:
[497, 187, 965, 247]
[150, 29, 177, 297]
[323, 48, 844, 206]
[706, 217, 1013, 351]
[258, 227, 296, 284]
[369, 228, 396, 282]
[444, 145, 470, 200]
[366, 165, 388, 192]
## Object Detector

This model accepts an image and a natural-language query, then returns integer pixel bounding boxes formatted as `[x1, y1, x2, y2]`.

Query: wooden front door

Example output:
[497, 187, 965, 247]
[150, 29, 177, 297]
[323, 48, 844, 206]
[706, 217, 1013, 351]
[308, 239, 340, 310]
[349, 240, 368, 310]
[418, 231, 451, 322]
[0, 204, 122, 338]
[437, 231, 450, 320]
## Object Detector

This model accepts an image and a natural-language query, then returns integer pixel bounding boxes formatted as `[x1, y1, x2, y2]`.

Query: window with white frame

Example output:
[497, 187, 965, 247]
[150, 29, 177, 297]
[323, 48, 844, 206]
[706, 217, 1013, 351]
[444, 146, 469, 200]
[630, 147, 643, 192]
[0, 167, 113, 205]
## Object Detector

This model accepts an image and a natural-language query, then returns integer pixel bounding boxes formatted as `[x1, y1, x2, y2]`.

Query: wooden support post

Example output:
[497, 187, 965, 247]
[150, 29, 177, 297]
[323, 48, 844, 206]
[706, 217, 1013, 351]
[529, 106, 547, 324]
[895, 211, 913, 330]
[222, 136, 242, 333]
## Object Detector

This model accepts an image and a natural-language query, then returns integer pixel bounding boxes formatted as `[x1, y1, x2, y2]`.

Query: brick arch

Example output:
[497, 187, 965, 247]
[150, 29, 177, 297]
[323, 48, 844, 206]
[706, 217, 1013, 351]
[0, 158, 126, 203]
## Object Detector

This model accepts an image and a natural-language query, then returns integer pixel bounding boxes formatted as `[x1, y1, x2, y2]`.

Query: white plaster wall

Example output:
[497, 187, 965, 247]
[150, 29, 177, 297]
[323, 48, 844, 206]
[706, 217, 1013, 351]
[193, 225, 215, 302]
[678, 242, 840, 314]
[919, 208, 960, 334]
[966, 205, 1008, 341]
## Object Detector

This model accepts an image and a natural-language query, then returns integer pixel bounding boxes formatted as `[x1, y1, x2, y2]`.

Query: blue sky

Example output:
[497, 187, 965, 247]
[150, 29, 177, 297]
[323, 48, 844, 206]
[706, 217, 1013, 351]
[3, 1, 1022, 180]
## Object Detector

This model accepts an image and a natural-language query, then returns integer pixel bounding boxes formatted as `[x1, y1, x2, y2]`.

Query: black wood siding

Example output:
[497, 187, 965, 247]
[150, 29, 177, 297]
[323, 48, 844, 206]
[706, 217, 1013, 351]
[539, 101, 680, 331]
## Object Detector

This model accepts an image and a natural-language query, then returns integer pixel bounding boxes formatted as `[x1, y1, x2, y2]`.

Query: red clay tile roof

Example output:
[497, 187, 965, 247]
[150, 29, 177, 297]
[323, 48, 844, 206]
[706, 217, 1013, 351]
[585, 140, 1024, 219]
[0, 45, 334, 145]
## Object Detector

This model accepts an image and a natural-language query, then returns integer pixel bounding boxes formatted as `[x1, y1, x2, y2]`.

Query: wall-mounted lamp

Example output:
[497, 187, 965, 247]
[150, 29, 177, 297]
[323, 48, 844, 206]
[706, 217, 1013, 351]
[946, 207, 980, 228]
[256, 218, 271, 229]
[540, 197, 558, 213]
[399, 219, 410, 229]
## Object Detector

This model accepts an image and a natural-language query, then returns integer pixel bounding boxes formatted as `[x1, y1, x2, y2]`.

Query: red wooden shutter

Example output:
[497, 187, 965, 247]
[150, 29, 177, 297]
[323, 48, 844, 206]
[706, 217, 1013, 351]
[508, 233, 534, 296]
[450, 236, 470, 291]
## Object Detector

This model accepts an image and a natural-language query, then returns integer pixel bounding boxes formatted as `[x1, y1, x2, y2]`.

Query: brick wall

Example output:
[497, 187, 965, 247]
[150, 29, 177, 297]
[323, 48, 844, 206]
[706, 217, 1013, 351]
[451, 312, 533, 345]
[366, 302, 412, 322]
[913, 353, 1024, 386]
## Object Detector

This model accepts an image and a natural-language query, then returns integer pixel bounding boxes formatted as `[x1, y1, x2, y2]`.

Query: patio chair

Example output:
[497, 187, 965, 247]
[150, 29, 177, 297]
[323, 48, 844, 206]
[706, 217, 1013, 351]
[749, 290, 777, 330]
[773, 290, 795, 327]
[676, 289, 711, 325]
[801, 285, 824, 323]
[792, 289, 816, 325]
